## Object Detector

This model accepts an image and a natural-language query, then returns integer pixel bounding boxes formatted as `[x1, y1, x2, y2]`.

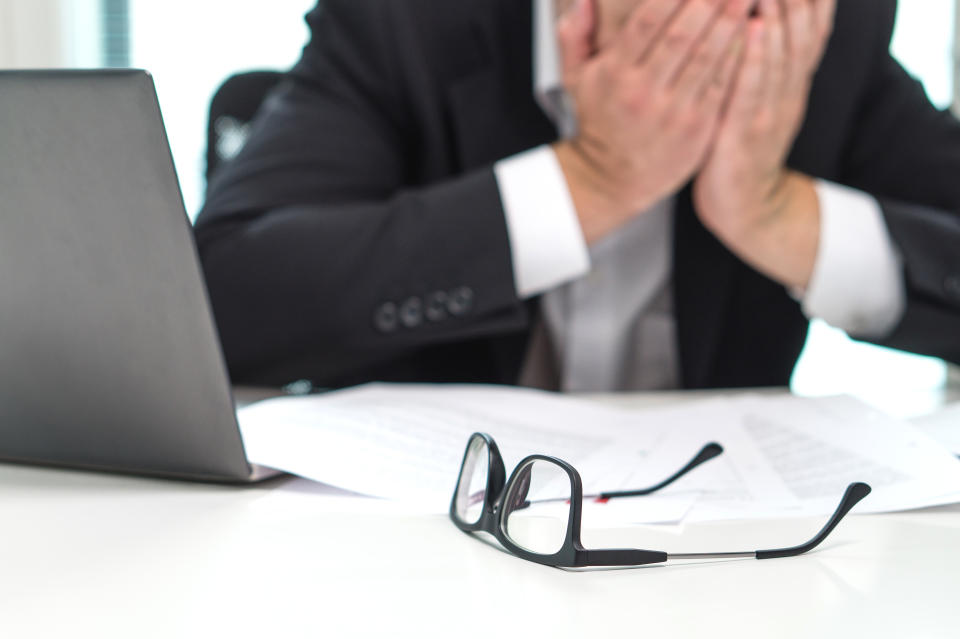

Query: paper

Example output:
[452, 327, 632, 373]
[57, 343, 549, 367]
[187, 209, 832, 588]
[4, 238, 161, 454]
[237, 384, 960, 523]
[238, 384, 686, 521]
[912, 403, 960, 455]
[611, 395, 960, 522]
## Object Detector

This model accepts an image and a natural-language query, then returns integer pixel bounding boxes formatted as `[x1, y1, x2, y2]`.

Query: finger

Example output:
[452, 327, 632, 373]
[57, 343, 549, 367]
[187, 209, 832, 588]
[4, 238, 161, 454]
[557, 0, 597, 85]
[693, 24, 748, 113]
[781, 0, 813, 76]
[645, 0, 727, 86]
[811, 0, 837, 63]
[762, 0, 788, 100]
[726, 18, 769, 123]
[673, 0, 753, 101]
[612, 0, 684, 64]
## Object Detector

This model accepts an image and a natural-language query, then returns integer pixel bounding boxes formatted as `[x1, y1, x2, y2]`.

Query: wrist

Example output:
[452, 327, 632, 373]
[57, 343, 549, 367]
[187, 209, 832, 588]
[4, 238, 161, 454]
[703, 169, 797, 240]
[552, 141, 634, 244]
[710, 171, 821, 290]
[749, 171, 817, 238]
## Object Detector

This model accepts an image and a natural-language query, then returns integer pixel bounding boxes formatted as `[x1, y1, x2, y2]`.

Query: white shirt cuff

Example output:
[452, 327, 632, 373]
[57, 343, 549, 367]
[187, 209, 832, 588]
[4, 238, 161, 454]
[802, 180, 906, 338]
[494, 145, 591, 299]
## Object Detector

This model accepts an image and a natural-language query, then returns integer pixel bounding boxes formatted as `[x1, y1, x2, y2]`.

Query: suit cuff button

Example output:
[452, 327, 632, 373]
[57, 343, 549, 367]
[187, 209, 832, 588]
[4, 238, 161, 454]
[426, 292, 448, 322]
[374, 302, 399, 333]
[400, 297, 424, 328]
[447, 287, 474, 317]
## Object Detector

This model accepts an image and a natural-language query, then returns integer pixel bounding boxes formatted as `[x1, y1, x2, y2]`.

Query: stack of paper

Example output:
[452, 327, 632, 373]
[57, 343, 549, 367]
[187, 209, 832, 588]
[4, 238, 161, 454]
[238, 384, 653, 509]
[912, 403, 960, 456]
[607, 395, 960, 522]
[237, 384, 960, 524]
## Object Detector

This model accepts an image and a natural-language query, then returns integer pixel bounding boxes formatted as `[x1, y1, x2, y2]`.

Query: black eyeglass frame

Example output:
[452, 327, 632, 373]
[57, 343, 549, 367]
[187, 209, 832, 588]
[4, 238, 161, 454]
[449, 432, 872, 569]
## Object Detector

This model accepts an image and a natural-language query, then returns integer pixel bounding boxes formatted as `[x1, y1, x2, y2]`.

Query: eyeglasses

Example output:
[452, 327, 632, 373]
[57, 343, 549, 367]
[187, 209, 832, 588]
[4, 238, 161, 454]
[449, 432, 871, 568]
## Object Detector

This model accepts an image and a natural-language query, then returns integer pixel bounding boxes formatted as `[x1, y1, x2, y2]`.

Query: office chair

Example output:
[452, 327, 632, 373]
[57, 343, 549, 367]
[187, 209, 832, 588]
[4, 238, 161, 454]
[205, 70, 284, 187]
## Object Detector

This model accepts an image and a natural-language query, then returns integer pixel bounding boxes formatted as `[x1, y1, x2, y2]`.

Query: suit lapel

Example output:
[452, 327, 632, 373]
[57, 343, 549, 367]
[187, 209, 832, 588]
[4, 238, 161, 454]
[673, 185, 737, 389]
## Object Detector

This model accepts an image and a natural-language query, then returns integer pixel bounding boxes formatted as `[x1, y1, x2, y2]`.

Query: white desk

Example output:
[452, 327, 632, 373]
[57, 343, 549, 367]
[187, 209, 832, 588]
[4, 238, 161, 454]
[3, 389, 959, 639]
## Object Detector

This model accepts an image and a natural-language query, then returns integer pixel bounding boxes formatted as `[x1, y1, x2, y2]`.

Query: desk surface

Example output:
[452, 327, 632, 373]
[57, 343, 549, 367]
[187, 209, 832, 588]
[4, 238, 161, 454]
[3, 388, 960, 639]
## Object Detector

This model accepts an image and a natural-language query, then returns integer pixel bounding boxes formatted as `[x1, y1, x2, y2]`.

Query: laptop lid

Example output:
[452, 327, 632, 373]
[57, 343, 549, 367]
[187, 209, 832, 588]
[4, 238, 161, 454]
[0, 70, 256, 481]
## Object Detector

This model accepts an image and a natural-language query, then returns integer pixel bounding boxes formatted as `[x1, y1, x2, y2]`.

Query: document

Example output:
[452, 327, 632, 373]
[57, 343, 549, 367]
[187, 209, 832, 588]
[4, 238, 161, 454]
[912, 403, 960, 456]
[606, 395, 960, 522]
[237, 384, 960, 523]
[238, 384, 694, 523]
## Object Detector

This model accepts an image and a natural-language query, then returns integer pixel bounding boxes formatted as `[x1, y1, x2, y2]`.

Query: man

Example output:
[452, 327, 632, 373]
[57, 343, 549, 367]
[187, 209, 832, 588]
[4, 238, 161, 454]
[196, 0, 960, 391]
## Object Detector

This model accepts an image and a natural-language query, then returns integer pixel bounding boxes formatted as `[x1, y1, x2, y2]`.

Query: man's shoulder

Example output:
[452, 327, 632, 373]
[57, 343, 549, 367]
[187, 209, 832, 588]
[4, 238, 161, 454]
[300, 0, 532, 92]
[310, 0, 517, 32]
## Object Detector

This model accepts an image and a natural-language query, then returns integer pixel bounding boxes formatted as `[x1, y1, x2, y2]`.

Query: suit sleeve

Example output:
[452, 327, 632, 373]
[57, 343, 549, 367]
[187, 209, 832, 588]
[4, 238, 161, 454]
[194, 0, 527, 385]
[835, 1, 960, 364]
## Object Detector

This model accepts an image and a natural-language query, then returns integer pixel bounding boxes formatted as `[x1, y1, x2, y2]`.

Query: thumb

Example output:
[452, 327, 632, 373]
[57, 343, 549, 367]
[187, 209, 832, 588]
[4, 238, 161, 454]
[557, 0, 596, 86]
[811, 0, 837, 66]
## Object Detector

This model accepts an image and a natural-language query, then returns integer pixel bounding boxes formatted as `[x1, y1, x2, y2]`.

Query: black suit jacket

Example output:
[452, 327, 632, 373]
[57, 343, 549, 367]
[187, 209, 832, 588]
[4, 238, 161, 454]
[196, 0, 960, 389]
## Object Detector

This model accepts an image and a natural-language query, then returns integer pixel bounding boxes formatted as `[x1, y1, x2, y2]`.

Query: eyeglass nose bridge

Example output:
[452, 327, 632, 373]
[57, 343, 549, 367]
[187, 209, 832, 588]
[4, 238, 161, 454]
[508, 464, 534, 511]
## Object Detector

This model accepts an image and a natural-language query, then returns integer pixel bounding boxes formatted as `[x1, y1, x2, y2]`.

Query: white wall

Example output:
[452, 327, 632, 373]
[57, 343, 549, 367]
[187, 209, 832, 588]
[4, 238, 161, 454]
[0, 0, 102, 68]
[0, 0, 65, 67]
[61, 0, 104, 68]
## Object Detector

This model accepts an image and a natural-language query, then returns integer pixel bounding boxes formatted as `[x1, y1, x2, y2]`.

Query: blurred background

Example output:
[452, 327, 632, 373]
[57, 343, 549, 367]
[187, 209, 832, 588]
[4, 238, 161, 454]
[1, 0, 956, 410]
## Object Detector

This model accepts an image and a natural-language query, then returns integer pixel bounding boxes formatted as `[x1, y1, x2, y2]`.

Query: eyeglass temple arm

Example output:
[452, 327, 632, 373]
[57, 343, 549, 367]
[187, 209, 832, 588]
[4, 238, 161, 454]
[596, 443, 724, 500]
[580, 482, 871, 567]
[666, 482, 872, 561]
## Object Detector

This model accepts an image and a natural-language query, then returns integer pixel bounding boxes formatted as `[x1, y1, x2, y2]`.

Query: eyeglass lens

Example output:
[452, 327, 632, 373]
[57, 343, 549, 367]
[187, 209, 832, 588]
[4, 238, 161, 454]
[502, 460, 572, 555]
[454, 435, 490, 525]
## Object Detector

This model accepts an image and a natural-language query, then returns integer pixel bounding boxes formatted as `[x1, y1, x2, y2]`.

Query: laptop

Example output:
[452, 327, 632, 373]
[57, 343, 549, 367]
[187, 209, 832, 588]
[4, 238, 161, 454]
[0, 69, 275, 482]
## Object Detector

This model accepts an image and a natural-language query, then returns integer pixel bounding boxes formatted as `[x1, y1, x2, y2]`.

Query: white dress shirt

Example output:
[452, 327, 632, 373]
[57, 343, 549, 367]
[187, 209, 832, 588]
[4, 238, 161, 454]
[493, 0, 906, 392]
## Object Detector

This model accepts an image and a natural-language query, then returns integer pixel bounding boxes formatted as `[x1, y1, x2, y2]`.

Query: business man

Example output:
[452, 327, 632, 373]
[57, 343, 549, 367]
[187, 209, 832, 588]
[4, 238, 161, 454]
[196, 0, 960, 391]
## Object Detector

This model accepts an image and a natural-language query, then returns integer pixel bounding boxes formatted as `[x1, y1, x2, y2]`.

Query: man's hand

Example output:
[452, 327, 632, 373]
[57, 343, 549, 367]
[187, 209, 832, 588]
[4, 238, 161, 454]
[693, 0, 837, 289]
[554, 0, 754, 244]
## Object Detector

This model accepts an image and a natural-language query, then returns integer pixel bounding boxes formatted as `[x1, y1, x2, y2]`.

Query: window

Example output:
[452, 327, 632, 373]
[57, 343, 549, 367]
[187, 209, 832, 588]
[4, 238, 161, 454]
[101, 0, 130, 68]
[890, 0, 956, 109]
